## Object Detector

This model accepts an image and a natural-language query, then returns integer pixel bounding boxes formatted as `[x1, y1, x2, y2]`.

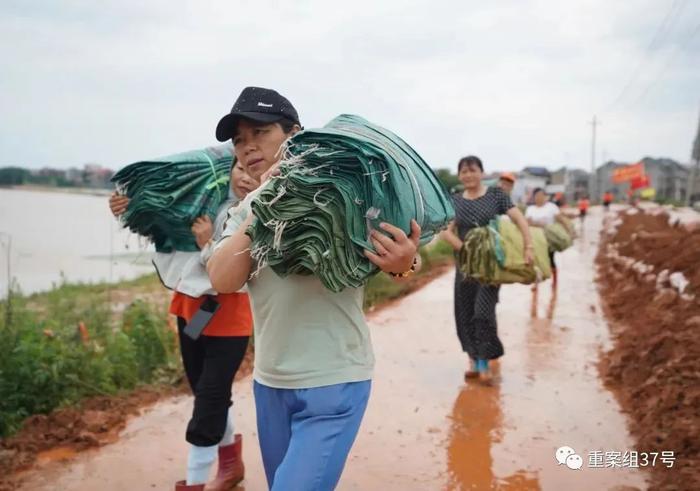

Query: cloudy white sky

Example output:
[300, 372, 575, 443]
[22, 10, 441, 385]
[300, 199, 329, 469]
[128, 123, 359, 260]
[1, 0, 698, 172]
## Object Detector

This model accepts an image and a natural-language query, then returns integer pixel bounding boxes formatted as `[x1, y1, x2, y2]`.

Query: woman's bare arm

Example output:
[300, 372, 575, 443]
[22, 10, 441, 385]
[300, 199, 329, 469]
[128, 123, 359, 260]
[440, 221, 463, 251]
[207, 214, 254, 293]
[506, 207, 534, 264]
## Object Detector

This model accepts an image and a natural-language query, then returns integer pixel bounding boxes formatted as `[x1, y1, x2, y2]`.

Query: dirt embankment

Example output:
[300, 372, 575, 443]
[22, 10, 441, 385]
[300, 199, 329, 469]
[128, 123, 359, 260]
[0, 338, 254, 491]
[0, 386, 180, 484]
[596, 207, 700, 490]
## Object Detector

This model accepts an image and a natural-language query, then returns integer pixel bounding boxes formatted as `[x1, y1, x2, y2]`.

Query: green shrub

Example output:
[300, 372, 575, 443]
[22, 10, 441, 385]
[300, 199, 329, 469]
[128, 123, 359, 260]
[0, 284, 178, 438]
[122, 300, 174, 380]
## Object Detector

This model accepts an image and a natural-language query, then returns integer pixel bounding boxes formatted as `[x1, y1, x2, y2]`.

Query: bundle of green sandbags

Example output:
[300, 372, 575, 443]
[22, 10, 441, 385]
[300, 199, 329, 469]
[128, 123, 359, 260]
[544, 222, 573, 252]
[248, 114, 455, 292]
[459, 217, 551, 285]
[111, 145, 233, 252]
[559, 215, 575, 234]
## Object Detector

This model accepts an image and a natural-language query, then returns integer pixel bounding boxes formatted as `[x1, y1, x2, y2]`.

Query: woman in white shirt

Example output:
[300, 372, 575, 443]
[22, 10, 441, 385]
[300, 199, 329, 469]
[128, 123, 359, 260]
[525, 188, 567, 288]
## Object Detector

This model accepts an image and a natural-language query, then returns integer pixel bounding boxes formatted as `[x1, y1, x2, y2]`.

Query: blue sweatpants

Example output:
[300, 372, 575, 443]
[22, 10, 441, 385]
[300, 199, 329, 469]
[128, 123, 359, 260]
[253, 380, 372, 491]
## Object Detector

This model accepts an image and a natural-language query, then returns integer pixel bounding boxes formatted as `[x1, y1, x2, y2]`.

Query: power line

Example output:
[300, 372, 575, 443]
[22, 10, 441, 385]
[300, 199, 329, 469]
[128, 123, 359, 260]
[604, 0, 688, 112]
[647, 0, 687, 51]
[626, 21, 700, 109]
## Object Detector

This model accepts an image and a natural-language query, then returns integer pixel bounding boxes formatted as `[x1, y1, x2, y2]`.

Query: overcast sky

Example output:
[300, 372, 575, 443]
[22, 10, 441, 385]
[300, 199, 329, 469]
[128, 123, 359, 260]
[1, 0, 698, 172]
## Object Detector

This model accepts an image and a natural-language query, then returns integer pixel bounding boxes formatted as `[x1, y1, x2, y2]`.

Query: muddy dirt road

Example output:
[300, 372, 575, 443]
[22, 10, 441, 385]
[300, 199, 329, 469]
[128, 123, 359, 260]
[19, 209, 649, 490]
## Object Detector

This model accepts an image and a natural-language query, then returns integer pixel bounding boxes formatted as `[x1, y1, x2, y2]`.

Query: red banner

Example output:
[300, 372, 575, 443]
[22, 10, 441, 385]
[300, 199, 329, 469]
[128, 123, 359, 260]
[630, 174, 650, 190]
[612, 162, 645, 184]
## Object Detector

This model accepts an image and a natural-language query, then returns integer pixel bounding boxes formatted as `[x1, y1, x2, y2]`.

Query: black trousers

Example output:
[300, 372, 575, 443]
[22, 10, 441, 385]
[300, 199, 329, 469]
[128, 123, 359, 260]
[177, 317, 249, 447]
[453, 269, 505, 360]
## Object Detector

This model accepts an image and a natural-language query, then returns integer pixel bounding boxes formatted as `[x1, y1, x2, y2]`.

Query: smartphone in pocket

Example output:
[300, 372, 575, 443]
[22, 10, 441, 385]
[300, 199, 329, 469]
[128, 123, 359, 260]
[183, 296, 220, 340]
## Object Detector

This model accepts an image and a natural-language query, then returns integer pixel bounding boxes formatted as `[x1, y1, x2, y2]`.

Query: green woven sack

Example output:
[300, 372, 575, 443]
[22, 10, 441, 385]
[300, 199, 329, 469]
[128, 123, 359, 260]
[111, 145, 233, 252]
[544, 222, 573, 252]
[494, 218, 551, 280]
[459, 217, 551, 285]
[248, 114, 455, 292]
[459, 226, 497, 282]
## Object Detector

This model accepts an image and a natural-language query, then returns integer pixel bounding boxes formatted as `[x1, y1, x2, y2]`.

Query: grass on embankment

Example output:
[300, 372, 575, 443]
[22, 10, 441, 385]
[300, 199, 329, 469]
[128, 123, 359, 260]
[0, 275, 178, 437]
[0, 240, 455, 438]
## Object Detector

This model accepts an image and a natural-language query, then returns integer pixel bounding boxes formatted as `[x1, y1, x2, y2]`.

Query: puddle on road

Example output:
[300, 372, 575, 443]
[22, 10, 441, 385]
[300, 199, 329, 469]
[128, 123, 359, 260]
[35, 447, 79, 465]
[446, 382, 540, 490]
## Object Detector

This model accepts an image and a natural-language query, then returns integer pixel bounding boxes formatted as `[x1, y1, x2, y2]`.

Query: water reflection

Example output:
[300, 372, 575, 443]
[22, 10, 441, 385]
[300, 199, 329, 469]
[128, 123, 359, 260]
[530, 283, 558, 320]
[446, 383, 540, 490]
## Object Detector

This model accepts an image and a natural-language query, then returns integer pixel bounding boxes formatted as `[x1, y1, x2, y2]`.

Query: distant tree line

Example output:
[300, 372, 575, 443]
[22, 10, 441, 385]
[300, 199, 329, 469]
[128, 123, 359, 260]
[434, 168, 461, 192]
[0, 165, 114, 189]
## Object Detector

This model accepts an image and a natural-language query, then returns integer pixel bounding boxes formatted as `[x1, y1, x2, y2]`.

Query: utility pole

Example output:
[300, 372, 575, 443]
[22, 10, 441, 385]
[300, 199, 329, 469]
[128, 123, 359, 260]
[686, 108, 700, 207]
[590, 116, 600, 202]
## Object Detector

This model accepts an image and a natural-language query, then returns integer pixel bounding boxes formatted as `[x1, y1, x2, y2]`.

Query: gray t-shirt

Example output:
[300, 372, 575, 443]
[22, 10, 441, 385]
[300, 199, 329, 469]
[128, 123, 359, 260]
[219, 197, 374, 389]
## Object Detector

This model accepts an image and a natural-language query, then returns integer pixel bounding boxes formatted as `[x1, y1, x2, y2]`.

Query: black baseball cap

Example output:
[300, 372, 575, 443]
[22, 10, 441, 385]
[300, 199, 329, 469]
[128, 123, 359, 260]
[215, 86, 301, 142]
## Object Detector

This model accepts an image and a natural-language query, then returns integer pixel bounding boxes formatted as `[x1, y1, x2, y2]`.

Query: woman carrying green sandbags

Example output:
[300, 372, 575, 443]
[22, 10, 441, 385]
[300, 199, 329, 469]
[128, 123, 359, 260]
[525, 187, 573, 288]
[207, 87, 422, 490]
[110, 159, 257, 491]
[441, 156, 533, 383]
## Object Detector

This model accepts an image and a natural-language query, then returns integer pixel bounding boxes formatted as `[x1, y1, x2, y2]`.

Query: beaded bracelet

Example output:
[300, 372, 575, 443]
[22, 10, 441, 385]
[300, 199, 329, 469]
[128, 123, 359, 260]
[388, 256, 418, 278]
